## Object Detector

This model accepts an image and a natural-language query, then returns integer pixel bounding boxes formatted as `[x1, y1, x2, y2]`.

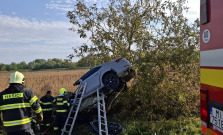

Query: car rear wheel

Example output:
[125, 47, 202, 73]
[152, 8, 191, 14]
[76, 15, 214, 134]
[102, 72, 119, 90]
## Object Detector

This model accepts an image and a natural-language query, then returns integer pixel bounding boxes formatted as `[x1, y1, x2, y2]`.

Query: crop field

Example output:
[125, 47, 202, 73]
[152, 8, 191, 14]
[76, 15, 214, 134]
[0, 69, 88, 98]
[0, 69, 201, 135]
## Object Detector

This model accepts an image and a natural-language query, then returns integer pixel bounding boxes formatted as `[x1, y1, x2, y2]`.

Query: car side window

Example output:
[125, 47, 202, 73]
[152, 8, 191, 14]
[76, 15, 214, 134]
[81, 66, 102, 81]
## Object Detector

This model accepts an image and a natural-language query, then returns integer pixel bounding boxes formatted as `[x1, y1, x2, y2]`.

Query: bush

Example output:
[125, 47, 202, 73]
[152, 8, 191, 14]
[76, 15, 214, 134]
[118, 117, 201, 135]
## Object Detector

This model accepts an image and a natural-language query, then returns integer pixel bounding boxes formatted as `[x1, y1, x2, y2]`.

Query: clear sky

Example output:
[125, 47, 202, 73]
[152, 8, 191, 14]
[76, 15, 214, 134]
[0, 0, 199, 64]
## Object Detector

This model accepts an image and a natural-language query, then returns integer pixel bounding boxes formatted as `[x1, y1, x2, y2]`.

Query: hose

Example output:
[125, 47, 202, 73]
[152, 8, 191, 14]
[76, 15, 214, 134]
[42, 117, 56, 135]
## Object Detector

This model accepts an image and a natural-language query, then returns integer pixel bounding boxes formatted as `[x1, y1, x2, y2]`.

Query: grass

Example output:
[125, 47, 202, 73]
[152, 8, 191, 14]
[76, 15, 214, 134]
[71, 117, 201, 135]
[119, 117, 201, 135]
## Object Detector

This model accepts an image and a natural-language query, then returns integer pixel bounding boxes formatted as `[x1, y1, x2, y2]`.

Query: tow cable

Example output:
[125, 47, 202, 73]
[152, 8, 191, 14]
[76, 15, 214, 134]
[41, 117, 56, 135]
[33, 116, 56, 135]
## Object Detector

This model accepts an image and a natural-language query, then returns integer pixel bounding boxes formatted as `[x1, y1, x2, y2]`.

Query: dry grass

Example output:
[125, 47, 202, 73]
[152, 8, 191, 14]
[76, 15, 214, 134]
[0, 69, 88, 98]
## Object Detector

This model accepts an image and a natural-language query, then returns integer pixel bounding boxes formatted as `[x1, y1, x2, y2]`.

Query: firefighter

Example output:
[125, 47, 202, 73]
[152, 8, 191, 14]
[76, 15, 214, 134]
[39, 90, 54, 131]
[0, 71, 43, 135]
[53, 88, 70, 134]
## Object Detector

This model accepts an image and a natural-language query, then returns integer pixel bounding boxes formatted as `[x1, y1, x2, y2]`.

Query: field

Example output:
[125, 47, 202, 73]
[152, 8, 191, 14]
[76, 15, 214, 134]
[0, 69, 88, 97]
[0, 69, 201, 134]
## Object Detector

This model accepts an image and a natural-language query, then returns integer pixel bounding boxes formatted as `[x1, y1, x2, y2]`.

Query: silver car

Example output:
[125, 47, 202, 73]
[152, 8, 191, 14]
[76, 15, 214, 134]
[73, 57, 134, 112]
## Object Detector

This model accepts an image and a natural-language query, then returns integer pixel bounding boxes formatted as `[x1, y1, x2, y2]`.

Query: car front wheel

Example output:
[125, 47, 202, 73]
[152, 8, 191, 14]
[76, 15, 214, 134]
[102, 72, 119, 90]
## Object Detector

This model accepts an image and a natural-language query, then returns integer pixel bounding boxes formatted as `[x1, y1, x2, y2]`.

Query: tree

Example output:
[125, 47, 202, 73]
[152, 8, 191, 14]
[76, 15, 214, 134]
[28, 62, 36, 70]
[5, 65, 12, 71]
[76, 54, 101, 67]
[0, 59, 77, 71]
[67, 0, 199, 63]
[17, 61, 28, 69]
[34, 59, 46, 69]
[51, 58, 64, 68]
[10, 62, 17, 70]
[68, 0, 200, 120]
[45, 60, 56, 69]
[0, 63, 6, 71]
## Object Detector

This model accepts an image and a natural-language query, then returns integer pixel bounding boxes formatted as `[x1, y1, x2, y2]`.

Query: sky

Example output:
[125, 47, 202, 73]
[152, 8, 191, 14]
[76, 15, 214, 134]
[0, 0, 199, 64]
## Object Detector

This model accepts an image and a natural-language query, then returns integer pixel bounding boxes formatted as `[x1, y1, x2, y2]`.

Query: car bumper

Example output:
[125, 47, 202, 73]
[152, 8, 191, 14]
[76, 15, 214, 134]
[118, 68, 135, 82]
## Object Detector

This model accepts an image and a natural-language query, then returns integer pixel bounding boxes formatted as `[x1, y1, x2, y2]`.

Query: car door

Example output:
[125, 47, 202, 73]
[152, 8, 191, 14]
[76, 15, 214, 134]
[82, 66, 102, 96]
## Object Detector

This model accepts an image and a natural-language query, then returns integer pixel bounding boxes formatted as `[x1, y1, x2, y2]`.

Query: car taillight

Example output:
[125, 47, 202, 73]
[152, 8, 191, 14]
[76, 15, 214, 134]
[200, 0, 210, 25]
[115, 58, 123, 63]
[200, 89, 209, 127]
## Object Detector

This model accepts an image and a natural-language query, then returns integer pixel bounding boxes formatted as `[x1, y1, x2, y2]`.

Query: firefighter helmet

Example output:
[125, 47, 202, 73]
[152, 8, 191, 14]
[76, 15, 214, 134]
[59, 88, 67, 95]
[9, 71, 25, 84]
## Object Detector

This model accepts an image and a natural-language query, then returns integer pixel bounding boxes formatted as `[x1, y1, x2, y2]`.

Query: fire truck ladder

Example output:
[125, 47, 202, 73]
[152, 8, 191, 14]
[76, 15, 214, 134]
[61, 82, 87, 135]
[97, 88, 108, 135]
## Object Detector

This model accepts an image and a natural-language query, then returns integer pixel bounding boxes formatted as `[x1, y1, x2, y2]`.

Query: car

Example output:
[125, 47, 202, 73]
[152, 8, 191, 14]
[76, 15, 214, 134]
[73, 57, 134, 112]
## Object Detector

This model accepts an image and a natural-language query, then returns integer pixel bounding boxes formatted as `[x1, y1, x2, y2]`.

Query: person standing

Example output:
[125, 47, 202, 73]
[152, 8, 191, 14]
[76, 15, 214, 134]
[39, 90, 54, 131]
[53, 88, 70, 134]
[0, 71, 43, 135]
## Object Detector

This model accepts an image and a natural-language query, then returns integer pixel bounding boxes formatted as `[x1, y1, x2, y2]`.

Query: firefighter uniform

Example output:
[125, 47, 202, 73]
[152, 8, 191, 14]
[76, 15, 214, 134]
[53, 88, 70, 133]
[0, 71, 43, 135]
[39, 92, 54, 129]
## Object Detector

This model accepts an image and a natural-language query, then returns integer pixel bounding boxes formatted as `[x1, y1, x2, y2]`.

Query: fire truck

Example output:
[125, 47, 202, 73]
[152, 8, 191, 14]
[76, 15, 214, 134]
[200, 0, 223, 135]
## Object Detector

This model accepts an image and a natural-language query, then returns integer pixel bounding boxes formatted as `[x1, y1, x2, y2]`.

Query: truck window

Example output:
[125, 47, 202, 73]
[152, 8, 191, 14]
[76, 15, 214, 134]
[200, 0, 209, 24]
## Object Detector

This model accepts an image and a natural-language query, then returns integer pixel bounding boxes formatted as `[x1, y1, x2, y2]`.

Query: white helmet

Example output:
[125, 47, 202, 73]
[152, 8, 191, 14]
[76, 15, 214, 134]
[9, 71, 25, 84]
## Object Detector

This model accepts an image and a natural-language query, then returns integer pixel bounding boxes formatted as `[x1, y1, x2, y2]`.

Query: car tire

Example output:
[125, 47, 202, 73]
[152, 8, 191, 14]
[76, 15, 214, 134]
[102, 72, 119, 90]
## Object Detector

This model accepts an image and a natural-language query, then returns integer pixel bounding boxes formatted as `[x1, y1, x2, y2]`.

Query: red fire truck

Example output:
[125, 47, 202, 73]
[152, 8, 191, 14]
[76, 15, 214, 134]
[200, 0, 223, 135]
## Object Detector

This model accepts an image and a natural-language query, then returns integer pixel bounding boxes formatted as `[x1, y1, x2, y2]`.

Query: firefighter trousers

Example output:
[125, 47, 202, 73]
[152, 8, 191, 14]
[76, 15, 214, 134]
[43, 111, 52, 127]
[53, 112, 67, 133]
[40, 111, 52, 131]
[7, 128, 35, 135]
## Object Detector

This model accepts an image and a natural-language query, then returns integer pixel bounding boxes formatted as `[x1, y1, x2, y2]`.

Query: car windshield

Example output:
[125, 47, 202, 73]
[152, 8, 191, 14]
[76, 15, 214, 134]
[80, 66, 101, 81]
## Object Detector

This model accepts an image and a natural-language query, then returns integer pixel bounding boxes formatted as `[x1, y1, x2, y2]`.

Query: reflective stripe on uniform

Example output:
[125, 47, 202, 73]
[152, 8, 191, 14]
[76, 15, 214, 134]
[56, 110, 67, 112]
[29, 96, 38, 105]
[35, 107, 42, 113]
[64, 101, 70, 106]
[56, 101, 69, 106]
[42, 108, 52, 111]
[0, 103, 31, 110]
[54, 127, 58, 130]
[57, 98, 63, 101]
[56, 102, 64, 105]
[46, 123, 50, 126]
[39, 101, 52, 105]
[3, 117, 32, 127]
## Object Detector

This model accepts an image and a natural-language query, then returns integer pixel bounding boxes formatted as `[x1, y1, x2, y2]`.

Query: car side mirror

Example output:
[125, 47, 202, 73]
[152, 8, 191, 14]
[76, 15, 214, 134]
[73, 80, 80, 86]
[73, 79, 83, 86]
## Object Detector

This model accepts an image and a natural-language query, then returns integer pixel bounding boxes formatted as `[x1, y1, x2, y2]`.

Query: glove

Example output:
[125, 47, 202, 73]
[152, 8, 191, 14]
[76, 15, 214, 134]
[37, 114, 43, 122]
